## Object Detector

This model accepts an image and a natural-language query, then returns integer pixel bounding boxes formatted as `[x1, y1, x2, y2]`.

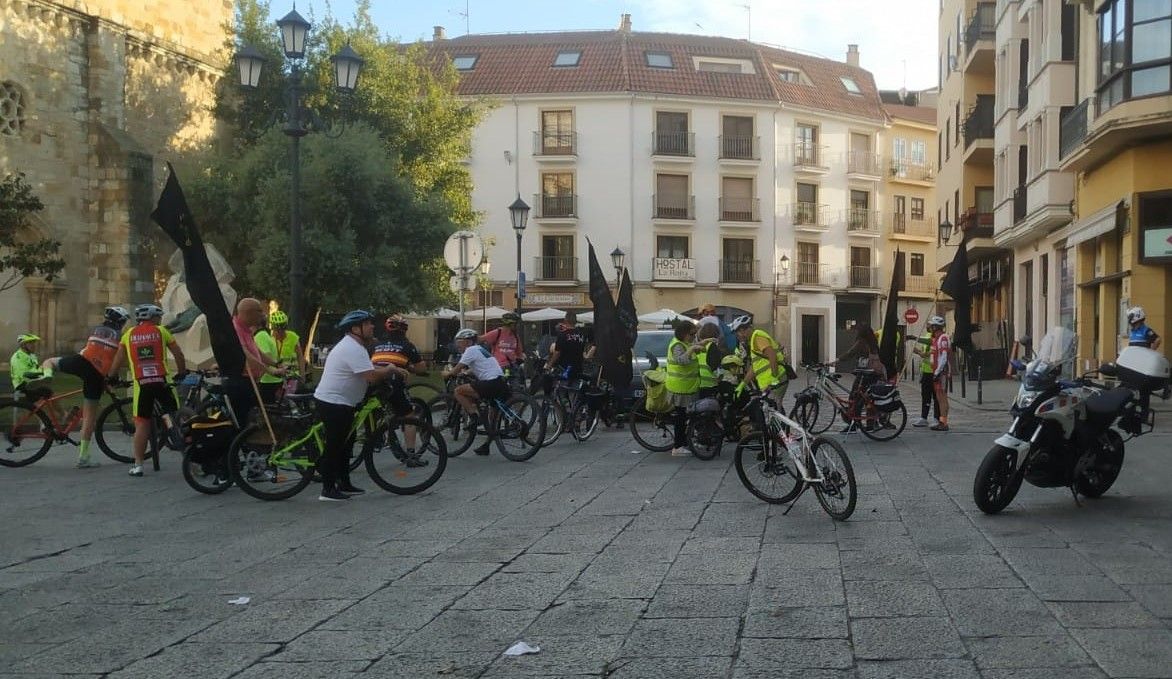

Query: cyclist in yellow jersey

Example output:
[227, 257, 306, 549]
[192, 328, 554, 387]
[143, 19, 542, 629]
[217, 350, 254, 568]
[255, 309, 304, 404]
[730, 315, 789, 404]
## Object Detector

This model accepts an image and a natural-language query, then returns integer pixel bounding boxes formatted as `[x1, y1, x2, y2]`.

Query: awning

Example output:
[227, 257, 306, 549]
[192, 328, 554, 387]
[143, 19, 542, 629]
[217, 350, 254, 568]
[521, 307, 565, 322]
[1065, 200, 1125, 248]
[578, 311, 594, 324]
[408, 307, 460, 320]
[466, 306, 511, 320]
[638, 308, 696, 325]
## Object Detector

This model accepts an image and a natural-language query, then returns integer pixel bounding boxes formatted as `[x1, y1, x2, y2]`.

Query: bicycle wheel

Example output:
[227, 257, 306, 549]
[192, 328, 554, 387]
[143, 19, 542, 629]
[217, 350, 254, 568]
[530, 394, 562, 447]
[227, 425, 314, 501]
[364, 417, 448, 494]
[180, 448, 232, 494]
[428, 395, 476, 457]
[734, 432, 803, 504]
[860, 401, 908, 442]
[629, 403, 674, 452]
[569, 401, 600, 442]
[95, 398, 155, 463]
[809, 436, 857, 520]
[686, 414, 723, 460]
[0, 402, 53, 467]
[788, 397, 820, 433]
[493, 393, 545, 462]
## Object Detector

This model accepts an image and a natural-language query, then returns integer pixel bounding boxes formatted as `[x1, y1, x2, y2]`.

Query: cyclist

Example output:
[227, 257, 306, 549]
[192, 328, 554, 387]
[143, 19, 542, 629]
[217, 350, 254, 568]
[731, 315, 790, 405]
[1126, 306, 1162, 349]
[543, 312, 586, 393]
[313, 310, 395, 501]
[928, 315, 951, 432]
[666, 319, 714, 457]
[481, 312, 524, 370]
[696, 323, 725, 398]
[443, 328, 506, 456]
[255, 309, 305, 404]
[912, 326, 940, 427]
[834, 324, 885, 433]
[107, 304, 187, 477]
[371, 314, 429, 467]
[41, 306, 132, 468]
[11, 333, 52, 404]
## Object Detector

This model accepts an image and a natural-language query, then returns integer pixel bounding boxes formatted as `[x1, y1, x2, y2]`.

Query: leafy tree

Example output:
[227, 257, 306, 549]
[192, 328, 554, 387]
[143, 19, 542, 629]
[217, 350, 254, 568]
[0, 174, 65, 292]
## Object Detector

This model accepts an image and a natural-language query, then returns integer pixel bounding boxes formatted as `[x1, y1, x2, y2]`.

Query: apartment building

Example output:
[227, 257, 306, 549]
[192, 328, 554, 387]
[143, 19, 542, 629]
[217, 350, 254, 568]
[938, 0, 1013, 373]
[1057, 0, 1172, 367]
[882, 96, 941, 335]
[430, 18, 896, 363]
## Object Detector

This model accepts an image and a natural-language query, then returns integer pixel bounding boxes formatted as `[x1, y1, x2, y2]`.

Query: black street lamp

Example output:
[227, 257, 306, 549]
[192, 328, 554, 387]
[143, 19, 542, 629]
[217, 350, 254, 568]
[610, 247, 625, 288]
[938, 219, 954, 245]
[235, 7, 364, 334]
[508, 195, 530, 345]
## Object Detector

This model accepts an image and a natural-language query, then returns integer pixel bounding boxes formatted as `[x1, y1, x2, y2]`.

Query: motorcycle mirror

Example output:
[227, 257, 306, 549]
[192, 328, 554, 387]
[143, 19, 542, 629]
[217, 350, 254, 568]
[1099, 362, 1118, 377]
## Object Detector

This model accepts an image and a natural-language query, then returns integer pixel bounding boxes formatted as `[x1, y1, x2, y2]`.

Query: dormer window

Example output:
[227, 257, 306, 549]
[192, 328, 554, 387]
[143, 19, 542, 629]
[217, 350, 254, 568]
[452, 54, 478, 71]
[694, 57, 755, 74]
[840, 76, 862, 94]
[646, 51, 674, 68]
[774, 65, 807, 84]
[553, 50, 581, 67]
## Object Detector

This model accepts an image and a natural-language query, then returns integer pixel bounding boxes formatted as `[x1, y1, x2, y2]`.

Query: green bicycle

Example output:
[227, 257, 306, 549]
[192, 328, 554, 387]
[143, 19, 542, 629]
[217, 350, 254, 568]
[227, 393, 447, 501]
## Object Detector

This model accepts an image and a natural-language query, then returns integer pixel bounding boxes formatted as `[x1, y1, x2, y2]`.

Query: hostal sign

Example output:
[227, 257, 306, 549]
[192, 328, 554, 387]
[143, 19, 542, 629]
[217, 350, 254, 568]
[653, 258, 696, 282]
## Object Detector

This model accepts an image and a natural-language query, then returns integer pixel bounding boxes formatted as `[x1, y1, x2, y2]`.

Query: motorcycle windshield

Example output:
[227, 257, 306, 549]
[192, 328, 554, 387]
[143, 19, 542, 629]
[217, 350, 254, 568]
[1035, 327, 1077, 366]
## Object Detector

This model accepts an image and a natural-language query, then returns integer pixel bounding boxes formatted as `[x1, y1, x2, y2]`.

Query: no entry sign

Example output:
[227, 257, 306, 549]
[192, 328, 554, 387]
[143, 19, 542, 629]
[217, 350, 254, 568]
[903, 307, 920, 325]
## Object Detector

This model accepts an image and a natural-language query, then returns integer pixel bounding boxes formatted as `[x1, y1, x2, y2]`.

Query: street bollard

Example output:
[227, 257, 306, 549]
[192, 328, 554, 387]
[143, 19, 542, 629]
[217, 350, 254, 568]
[977, 363, 983, 405]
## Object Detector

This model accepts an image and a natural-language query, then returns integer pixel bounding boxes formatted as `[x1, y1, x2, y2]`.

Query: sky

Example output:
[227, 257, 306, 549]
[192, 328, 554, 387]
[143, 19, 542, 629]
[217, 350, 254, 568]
[273, 0, 940, 91]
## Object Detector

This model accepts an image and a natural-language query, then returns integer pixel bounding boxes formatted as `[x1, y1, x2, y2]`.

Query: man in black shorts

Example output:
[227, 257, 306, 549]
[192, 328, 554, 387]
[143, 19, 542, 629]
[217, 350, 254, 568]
[371, 314, 429, 467]
[444, 328, 507, 456]
[544, 311, 586, 392]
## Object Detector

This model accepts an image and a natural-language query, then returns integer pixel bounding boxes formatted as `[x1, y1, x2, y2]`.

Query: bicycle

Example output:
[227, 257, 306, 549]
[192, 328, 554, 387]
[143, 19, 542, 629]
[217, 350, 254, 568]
[93, 379, 188, 467]
[734, 392, 857, 520]
[789, 363, 908, 442]
[345, 382, 432, 474]
[178, 374, 244, 495]
[0, 381, 137, 467]
[226, 392, 447, 501]
[429, 378, 546, 462]
[685, 381, 753, 461]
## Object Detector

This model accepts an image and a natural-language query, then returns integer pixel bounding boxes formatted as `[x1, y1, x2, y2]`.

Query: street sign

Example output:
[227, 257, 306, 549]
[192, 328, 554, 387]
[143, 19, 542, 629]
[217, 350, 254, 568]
[443, 231, 484, 273]
[517, 271, 526, 300]
[903, 307, 920, 325]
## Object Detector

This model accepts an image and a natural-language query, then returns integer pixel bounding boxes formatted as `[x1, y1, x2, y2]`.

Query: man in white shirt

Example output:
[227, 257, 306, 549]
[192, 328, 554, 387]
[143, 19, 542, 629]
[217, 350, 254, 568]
[313, 310, 400, 502]
[444, 328, 507, 455]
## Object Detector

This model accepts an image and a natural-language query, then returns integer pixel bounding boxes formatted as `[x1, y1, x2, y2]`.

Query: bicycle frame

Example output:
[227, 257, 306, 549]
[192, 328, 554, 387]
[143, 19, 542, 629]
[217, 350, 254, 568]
[262, 395, 384, 468]
[760, 402, 825, 484]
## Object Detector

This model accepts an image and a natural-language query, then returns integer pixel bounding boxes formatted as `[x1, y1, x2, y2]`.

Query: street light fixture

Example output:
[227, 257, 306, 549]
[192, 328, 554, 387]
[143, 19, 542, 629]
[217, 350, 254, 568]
[508, 195, 530, 346]
[610, 247, 625, 288]
[939, 219, 954, 244]
[234, 7, 364, 334]
[779, 254, 790, 273]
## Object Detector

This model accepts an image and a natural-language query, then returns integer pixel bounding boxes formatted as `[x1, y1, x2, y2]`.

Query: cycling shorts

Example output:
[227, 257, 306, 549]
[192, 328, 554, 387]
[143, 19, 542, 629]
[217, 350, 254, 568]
[57, 353, 105, 401]
[472, 377, 509, 402]
[132, 382, 178, 419]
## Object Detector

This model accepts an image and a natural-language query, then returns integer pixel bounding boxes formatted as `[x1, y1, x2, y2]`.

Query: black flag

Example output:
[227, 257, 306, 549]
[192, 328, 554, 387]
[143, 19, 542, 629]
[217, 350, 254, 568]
[879, 250, 905, 379]
[585, 240, 622, 386]
[941, 235, 974, 350]
[151, 164, 245, 377]
[612, 267, 638, 387]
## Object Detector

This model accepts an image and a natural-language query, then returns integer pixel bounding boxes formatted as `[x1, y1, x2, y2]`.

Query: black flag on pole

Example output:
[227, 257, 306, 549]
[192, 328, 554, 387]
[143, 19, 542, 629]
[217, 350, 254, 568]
[151, 163, 245, 377]
[612, 267, 637, 387]
[878, 251, 906, 379]
[940, 235, 974, 350]
[586, 239, 623, 386]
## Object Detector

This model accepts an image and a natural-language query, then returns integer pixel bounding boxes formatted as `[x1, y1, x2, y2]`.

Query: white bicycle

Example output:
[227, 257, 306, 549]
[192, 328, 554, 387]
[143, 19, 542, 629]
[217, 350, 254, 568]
[734, 392, 858, 520]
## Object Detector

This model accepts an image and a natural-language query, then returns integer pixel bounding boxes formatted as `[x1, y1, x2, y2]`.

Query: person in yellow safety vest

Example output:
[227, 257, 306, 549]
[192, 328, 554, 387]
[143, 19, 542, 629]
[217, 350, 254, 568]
[696, 322, 725, 398]
[912, 329, 939, 427]
[665, 319, 715, 458]
[730, 315, 789, 404]
[254, 309, 305, 405]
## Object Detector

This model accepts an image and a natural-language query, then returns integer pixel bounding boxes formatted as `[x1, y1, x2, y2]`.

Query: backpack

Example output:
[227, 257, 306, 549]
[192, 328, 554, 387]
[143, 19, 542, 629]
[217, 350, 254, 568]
[183, 413, 236, 465]
[641, 368, 672, 413]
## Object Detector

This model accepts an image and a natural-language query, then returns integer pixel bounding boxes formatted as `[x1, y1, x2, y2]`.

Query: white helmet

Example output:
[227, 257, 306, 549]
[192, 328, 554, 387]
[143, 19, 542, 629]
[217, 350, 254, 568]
[454, 328, 478, 341]
[927, 315, 946, 329]
[1127, 306, 1145, 324]
[134, 303, 164, 321]
[730, 315, 754, 332]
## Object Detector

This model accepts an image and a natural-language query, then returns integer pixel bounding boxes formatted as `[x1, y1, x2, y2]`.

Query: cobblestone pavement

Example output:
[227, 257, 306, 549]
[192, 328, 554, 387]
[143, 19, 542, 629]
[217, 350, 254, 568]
[2, 403, 1171, 678]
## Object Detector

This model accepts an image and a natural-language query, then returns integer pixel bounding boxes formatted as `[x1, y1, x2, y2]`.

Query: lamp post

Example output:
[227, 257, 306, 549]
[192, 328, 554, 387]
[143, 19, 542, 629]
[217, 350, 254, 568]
[234, 7, 364, 334]
[509, 196, 530, 347]
[480, 258, 492, 332]
[938, 219, 954, 245]
[610, 247, 626, 290]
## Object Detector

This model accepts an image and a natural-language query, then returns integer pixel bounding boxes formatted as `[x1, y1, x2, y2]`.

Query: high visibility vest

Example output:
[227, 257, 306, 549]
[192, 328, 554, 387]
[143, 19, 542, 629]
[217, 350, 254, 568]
[697, 347, 717, 389]
[665, 337, 699, 395]
[256, 330, 301, 384]
[749, 328, 784, 389]
[918, 333, 934, 374]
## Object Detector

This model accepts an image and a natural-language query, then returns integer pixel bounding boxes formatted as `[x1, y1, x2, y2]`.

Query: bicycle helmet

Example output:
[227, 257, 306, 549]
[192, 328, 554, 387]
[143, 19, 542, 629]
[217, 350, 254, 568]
[134, 303, 164, 321]
[269, 309, 289, 327]
[927, 315, 946, 328]
[104, 306, 130, 326]
[454, 328, 478, 342]
[730, 315, 754, 332]
[16, 333, 40, 345]
[721, 354, 744, 369]
[336, 309, 374, 331]
[1127, 306, 1146, 324]
[384, 314, 408, 333]
[502, 312, 520, 324]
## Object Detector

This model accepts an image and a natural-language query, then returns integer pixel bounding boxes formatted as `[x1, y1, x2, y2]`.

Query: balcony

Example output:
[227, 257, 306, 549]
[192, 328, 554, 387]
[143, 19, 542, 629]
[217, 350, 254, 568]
[791, 144, 830, 174]
[652, 257, 696, 283]
[889, 160, 935, 184]
[720, 196, 760, 223]
[719, 135, 760, 161]
[957, 207, 998, 256]
[963, 2, 996, 73]
[890, 213, 936, 241]
[903, 274, 939, 298]
[963, 98, 995, 165]
[845, 151, 883, 180]
[1058, 98, 1089, 161]
[1012, 186, 1027, 225]
[653, 194, 695, 220]
[794, 262, 833, 288]
[532, 131, 577, 159]
[1061, 92, 1172, 172]
[719, 259, 759, 285]
[652, 130, 695, 158]
[533, 193, 577, 220]
[533, 256, 577, 283]
[848, 265, 881, 291]
[790, 202, 829, 231]
[846, 208, 881, 236]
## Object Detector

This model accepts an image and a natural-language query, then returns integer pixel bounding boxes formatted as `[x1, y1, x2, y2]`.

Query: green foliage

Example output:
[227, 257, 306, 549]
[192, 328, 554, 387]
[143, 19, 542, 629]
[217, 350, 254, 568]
[193, 0, 487, 312]
[0, 174, 65, 292]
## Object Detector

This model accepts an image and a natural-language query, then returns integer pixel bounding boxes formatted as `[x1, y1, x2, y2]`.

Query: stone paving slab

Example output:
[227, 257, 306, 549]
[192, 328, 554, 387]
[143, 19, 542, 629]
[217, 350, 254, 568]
[1, 422, 1170, 678]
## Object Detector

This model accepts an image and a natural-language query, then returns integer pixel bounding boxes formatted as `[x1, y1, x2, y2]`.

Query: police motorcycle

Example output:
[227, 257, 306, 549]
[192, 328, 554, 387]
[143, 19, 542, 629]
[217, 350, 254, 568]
[973, 326, 1171, 514]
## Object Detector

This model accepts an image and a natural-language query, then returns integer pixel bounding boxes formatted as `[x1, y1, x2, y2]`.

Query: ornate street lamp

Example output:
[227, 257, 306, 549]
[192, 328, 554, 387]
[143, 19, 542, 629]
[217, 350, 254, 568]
[610, 247, 625, 288]
[276, 7, 310, 59]
[939, 219, 954, 244]
[779, 254, 791, 273]
[508, 195, 530, 345]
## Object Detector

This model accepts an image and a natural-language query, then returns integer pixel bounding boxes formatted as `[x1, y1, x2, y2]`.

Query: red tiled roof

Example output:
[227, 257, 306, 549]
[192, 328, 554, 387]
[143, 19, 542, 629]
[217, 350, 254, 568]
[885, 103, 937, 126]
[427, 30, 886, 121]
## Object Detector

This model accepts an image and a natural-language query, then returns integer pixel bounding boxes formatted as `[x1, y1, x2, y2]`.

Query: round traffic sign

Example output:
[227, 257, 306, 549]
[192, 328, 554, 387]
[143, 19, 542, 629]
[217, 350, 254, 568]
[903, 307, 920, 325]
[443, 231, 484, 273]
[449, 274, 471, 293]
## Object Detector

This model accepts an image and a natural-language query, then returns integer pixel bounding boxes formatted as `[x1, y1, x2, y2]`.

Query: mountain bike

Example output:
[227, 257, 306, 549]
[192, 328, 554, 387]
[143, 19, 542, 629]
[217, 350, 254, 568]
[429, 381, 546, 462]
[226, 393, 446, 501]
[789, 363, 908, 441]
[734, 392, 857, 520]
[0, 381, 135, 467]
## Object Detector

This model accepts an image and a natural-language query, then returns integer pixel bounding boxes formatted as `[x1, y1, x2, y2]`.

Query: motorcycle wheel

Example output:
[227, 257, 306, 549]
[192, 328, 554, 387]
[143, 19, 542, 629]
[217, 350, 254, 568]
[1075, 430, 1125, 498]
[973, 444, 1025, 514]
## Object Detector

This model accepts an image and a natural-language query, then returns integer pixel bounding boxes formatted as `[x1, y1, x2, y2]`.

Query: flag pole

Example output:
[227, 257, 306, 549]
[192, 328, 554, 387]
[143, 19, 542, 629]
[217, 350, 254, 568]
[302, 306, 322, 377]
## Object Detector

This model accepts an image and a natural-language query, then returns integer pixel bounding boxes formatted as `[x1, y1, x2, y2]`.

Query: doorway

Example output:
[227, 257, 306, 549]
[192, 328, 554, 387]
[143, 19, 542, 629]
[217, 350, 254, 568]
[801, 314, 823, 365]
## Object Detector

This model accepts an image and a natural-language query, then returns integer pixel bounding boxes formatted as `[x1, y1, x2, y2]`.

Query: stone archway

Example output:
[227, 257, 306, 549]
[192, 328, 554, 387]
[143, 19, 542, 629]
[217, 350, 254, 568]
[1, 215, 71, 353]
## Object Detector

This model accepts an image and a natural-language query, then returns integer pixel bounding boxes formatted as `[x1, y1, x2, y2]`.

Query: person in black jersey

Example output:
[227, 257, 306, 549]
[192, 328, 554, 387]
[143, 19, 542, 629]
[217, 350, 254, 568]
[544, 311, 586, 385]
